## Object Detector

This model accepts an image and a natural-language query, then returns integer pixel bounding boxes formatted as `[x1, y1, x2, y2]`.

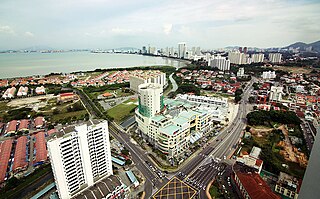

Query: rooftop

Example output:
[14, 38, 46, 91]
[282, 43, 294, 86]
[160, 124, 180, 136]
[13, 136, 28, 171]
[73, 175, 124, 199]
[236, 171, 281, 199]
[0, 140, 13, 183]
[172, 116, 189, 126]
[34, 132, 47, 163]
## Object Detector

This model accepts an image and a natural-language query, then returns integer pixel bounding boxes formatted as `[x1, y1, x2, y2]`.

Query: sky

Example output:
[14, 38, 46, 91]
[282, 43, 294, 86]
[0, 0, 319, 50]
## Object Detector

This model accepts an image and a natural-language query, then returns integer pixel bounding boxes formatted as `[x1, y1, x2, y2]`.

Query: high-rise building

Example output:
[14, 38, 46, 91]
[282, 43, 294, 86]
[137, 83, 164, 118]
[269, 86, 283, 102]
[228, 52, 247, 65]
[129, 70, 166, 92]
[251, 53, 265, 63]
[269, 53, 282, 63]
[210, 55, 230, 71]
[47, 120, 113, 199]
[178, 42, 187, 59]
[142, 46, 147, 54]
[243, 47, 247, 54]
[237, 68, 245, 77]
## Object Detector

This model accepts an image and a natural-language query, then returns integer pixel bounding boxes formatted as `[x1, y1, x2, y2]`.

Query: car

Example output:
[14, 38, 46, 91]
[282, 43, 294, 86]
[223, 155, 226, 159]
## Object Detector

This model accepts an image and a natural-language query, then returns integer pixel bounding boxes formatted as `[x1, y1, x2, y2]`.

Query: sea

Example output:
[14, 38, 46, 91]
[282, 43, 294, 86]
[0, 52, 187, 79]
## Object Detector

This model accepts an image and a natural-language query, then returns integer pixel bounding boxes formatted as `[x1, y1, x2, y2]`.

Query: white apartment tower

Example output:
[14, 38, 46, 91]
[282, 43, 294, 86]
[210, 55, 230, 71]
[129, 71, 166, 92]
[251, 53, 264, 63]
[47, 120, 113, 199]
[228, 52, 247, 65]
[262, 71, 276, 79]
[269, 53, 282, 63]
[269, 86, 283, 102]
[237, 68, 245, 77]
[178, 42, 187, 59]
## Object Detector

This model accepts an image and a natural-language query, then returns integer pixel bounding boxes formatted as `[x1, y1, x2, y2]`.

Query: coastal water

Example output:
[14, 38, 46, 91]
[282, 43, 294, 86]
[0, 52, 186, 79]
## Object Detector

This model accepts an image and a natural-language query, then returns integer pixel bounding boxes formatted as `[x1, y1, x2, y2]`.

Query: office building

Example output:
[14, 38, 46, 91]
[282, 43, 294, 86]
[251, 53, 265, 63]
[209, 55, 230, 71]
[47, 120, 113, 199]
[178, 42, 187, 59]
[136, 85, 227, 161]
[269, 86, 283, 102]
[269, 53, 282, 63]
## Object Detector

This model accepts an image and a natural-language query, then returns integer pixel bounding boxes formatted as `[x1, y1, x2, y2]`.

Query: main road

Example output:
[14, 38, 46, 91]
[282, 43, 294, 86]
[175, 78, 255, 198]
[77, 77, 255, 198]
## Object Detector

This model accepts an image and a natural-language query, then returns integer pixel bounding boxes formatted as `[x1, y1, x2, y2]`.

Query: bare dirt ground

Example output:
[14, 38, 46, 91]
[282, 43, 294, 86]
[249, 125, 308, 167]
[7, 94, 56, 107]
[249, 126, 273, 138]
[277, 125, 308, 167]
[275, 66, 313, 74]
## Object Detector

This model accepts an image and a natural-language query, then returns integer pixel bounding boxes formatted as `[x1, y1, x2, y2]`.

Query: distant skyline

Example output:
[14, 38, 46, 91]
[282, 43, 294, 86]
[0, 0, 319, 50]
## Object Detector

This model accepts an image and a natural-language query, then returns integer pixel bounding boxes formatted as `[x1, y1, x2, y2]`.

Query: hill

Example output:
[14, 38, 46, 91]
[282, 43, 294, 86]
[285, 40, 320, 52]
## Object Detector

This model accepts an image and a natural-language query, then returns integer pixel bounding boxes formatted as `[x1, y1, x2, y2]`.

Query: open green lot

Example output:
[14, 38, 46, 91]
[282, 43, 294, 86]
[241, 127, 306, 178]
[51, 110, 88, 123]
[209, 182, 223, 198]
[106, 98, 137, 123]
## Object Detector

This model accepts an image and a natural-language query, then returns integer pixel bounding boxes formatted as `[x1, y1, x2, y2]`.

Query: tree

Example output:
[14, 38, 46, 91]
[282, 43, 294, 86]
[125, 159, 132, 165]
[121, 149, 130, 156]
[235, 95, 242, 103]
[248, 96, 255, 103]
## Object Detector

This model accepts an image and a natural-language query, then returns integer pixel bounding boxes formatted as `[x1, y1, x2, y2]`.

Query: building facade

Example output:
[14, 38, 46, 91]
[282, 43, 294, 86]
[178, 42, 187, 59]
[269, 53, 282, 63]
[135, 84, 220, 161]
[262, 71, 276, 79]
[275, 172, 300, 199]
[209, 55, 230, 71]
[129, 71, 166, 92]
[251, 53, 264, 63]
[47, 120, 113, 199]
[269, 86, 283, 102]
[228, 52, 248, 65]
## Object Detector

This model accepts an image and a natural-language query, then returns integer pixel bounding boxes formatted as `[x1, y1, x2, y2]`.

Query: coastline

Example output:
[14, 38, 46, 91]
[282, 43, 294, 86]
[0, 52, 189, 79]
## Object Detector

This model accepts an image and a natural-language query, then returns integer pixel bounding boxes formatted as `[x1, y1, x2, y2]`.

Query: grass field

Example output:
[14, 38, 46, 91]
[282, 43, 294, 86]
[106, 99, 137, 123]
[51, 110, 88, 123]
[0, 102, 8, 112]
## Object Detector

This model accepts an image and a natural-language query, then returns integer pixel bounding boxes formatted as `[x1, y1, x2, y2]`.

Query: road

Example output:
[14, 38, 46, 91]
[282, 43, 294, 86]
[108, 123, 168, 198]
[77, 77, 255, 198]
[169, 73, 178, 93]
[174, 78, 255, 198]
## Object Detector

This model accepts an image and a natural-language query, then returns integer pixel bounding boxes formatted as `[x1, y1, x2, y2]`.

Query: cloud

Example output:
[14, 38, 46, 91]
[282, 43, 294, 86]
[0, 0, 319, 49]
[163, 23, 172, 35]
[0, 25, 15, 35]
[110, 27, 142, 35]
[25, 31, 34, 37]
